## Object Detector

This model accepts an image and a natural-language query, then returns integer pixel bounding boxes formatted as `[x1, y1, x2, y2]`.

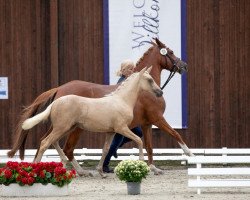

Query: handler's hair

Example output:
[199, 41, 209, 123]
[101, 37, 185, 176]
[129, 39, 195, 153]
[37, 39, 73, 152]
[116, 59, 135, 76]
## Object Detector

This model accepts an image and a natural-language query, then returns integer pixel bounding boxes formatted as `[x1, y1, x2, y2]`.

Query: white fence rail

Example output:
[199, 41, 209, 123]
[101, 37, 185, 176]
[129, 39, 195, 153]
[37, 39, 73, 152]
[188, 156, 250, 194]
[1, 147, 250, 164]
[2, 147, 250, 194]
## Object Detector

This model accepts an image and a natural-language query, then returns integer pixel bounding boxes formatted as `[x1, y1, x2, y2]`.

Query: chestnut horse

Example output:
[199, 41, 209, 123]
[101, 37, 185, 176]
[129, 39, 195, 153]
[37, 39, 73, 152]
[8, 38, 193, 175]
[21, 67, 162, 177]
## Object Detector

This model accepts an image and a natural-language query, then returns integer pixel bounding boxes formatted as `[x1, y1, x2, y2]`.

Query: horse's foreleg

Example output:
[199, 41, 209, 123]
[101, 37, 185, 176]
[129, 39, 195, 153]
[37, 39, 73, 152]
[154, 118, 194, 156]
[142, 125, 164, 175]
[96, 133, 115, 178]
[63, 128, 82, 161]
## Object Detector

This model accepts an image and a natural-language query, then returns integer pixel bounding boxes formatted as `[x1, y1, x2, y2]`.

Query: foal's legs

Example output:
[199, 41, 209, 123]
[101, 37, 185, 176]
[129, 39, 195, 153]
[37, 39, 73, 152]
[154, 117, 194, 156]
[142, 124, 164, 175]
[34, 126, 68, 165]
[34, 127, 70, 162]
[53, 141, 93, 177]
[53, 141, 68, 166]
[34, 126, 53, 160]
[96, 133, 115, 178]
[35, 126, 85, 176]
[116, 127, 144, 160]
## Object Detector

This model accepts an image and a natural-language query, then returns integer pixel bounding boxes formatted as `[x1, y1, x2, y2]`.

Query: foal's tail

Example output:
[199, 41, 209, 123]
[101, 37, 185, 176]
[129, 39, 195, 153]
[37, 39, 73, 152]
[22, 103, 54, 130]
[7, 88, 58, 159]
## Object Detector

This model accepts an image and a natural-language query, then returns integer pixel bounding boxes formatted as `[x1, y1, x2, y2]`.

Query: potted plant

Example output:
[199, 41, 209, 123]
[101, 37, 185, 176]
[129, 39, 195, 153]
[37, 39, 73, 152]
[114, 160, 150, 195]
[0, 161, 76, 197]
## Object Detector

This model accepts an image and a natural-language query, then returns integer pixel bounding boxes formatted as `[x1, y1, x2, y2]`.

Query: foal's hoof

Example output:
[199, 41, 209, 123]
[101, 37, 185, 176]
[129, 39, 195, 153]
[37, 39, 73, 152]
[101, 173, 107, 178]
[96, 167, 107, 178]
[78, 170, 93, 177]
[98, 171, 107, 178]
[88, 172, 94, 177]
[153, 168, 164, 175]
[150, 164, 164, 175]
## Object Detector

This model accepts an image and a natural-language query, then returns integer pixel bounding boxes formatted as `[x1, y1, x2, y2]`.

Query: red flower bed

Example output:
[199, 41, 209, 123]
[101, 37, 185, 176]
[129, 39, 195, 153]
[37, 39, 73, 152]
[0, 161, 76, 187]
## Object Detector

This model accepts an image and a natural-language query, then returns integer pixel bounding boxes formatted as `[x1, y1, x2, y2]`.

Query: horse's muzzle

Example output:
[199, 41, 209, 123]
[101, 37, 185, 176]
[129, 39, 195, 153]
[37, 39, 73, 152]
[178, 61, 188, 74]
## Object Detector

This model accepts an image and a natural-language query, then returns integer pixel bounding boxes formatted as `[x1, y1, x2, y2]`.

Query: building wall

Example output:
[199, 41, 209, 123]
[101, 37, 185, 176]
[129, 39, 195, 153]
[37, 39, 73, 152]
[0, 0, 249, 149]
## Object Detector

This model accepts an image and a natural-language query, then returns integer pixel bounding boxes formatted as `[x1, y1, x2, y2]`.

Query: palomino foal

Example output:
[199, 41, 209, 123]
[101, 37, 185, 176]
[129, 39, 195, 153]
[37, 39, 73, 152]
[22, 67, 162, 177]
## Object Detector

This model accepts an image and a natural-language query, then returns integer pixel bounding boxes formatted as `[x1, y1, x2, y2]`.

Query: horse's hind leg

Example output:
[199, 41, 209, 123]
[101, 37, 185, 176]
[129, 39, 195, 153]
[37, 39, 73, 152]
[154, 117, 194, 156]
[63, 128, 82, 161]
[96, 133, 115, 178]
[142, 124, 164, 175]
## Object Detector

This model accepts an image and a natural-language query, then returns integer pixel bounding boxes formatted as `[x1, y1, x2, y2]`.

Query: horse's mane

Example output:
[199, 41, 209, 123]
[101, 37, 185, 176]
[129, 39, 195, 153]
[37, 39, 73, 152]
[106, 39, 160, 97]
[105, 73, 138, 97]
[135, 45, 155, 67]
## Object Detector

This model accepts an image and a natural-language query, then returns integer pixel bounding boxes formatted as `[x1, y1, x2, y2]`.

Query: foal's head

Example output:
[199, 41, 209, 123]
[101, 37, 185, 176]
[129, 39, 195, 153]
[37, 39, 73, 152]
[139, 67, 163, 97]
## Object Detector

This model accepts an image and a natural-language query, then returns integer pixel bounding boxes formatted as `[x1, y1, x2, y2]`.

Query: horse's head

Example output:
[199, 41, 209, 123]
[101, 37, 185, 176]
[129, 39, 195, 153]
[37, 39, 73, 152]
[153, 38, 188, 74]
[139, 66, 163, 97]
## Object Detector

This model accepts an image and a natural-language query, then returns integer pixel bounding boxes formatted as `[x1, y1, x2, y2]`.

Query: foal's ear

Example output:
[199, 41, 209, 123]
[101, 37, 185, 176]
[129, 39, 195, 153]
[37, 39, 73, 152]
[146, 66, 152, 73]
[139, 67, 147, 76]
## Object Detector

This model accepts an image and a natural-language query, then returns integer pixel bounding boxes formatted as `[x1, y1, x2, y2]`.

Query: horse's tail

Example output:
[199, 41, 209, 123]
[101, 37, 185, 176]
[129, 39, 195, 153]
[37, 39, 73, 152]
[7, 88, 58, 159]
[22, 103, 54, 130]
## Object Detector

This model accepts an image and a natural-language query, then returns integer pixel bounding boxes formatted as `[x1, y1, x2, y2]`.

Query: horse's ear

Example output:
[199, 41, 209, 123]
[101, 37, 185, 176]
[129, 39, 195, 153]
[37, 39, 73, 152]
[151, 38, 157, 46]
[146, 66, 152, 73]
[154, 37, 165, 48]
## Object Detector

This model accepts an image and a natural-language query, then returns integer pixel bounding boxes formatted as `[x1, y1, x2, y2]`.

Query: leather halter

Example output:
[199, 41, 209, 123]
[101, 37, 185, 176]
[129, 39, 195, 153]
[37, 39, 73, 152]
[160, 48, 181, 90]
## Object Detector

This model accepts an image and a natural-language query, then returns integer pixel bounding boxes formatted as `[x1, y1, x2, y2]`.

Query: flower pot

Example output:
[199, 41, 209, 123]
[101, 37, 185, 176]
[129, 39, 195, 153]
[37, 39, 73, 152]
[126, 182, 141, 195]
[0, 183, 69, 197]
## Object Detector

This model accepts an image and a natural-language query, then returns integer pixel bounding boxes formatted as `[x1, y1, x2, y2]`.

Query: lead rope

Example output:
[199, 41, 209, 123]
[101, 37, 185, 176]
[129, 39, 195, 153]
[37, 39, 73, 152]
[160, 70, 177, 90]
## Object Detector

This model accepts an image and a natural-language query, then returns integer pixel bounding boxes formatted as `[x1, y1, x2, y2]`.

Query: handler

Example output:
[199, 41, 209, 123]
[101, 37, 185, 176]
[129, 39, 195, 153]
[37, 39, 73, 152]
[103, 60, 143, 173]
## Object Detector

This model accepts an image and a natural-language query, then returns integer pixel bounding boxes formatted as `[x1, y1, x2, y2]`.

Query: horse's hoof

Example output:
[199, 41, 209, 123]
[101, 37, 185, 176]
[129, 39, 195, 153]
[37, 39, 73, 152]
[186, 152, 195, 157]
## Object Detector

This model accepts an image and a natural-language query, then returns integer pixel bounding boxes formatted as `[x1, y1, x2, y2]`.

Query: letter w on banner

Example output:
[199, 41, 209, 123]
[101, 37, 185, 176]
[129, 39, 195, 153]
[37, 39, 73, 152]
[103, 0, 187, 129]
